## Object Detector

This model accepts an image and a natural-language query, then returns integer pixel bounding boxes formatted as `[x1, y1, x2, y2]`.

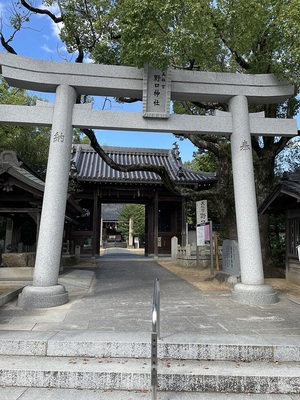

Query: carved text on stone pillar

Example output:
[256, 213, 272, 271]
[240, 140, 251, 151]
[53, 132, 65, 143]
[142, 66, 171, 119]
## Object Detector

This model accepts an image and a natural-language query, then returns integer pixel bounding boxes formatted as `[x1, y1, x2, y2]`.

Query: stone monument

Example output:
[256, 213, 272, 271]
[222, 240, 240, 276]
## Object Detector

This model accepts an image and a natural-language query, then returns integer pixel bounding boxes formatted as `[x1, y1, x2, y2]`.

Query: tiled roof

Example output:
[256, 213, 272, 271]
[102, 204, 124, 221]
[0, 150, 83, 215]
[71, 144, 217, 189]
[259, 173, 300, 215]
[0, 150, 45, 192]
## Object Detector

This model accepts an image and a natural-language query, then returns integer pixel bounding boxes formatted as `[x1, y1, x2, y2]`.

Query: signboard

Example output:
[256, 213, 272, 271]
[143, 66, 171, 119]
[196, 200, 208, 224]
[196, 222, 210, 246]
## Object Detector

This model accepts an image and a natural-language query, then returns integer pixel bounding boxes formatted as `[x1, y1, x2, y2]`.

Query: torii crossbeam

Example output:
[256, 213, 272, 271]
[0, 53, 297, 308]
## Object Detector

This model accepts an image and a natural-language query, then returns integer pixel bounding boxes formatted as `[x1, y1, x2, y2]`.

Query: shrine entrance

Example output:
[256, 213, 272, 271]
[70, 143, 217, 257]
[0, 53, 297, 308]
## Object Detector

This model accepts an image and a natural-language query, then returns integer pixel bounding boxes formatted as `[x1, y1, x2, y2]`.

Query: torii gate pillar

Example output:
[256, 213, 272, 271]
[0, 54, 297, 308]
[229, 95, 277, 304]
[18, 85, 77, 308]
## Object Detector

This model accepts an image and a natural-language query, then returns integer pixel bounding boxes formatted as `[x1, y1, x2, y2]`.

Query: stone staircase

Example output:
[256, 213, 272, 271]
[0, 331, 300, 397]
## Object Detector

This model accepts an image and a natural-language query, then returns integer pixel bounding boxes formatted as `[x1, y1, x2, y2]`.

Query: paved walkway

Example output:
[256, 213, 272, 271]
[0, 247, 300, 336]
[1, 248, 300, 399]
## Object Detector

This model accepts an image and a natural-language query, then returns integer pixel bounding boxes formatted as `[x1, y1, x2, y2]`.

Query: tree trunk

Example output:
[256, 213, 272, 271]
[259, 214, 274, 277]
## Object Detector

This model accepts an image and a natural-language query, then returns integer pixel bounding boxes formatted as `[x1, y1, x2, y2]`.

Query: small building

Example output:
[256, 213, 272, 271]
[259, 172, 300, 285]
[70, 144, 217, 257]
[101, 204, 125, 245]
[0, 145, 218, 259]
[0, 150, 83, 255]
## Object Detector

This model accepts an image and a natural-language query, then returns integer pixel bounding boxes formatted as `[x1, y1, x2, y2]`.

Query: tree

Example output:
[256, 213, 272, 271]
[275, 137, 300, 176]
[117, 0, 300, 275]
[118, 204, 145, 243]
[184, 151, 231, 239]
[0, 78, 50, 244]
[0, 78, 50, 176]
[2, 0, 300, 275]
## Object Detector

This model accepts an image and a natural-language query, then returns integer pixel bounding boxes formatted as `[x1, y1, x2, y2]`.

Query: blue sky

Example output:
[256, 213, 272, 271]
[0, 0, 198, 162]
[0, 0, 299, 163]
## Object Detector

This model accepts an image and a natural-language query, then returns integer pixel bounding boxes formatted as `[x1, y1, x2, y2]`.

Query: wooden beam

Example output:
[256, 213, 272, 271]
[0, 208, 40, 213]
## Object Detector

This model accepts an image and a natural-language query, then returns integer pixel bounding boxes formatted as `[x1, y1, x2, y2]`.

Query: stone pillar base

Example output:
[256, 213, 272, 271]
[18, 284, 68, 309]
[231, 283, 278, 305]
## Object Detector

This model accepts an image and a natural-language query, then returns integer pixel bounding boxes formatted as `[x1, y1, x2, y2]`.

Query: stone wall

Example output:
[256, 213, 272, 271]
[2, 252, 36, 268]
[286, 259, 300, 286]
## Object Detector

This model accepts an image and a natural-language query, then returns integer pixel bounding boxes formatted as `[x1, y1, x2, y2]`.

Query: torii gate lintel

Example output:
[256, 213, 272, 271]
[0, 53, 297, 308]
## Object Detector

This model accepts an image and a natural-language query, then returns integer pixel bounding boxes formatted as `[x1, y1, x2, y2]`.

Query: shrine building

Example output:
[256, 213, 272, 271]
[0, 145, 217, 258]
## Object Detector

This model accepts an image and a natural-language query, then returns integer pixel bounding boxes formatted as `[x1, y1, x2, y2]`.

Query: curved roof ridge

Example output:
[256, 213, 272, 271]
[0, 150, 45, 190]
[9, 165, 45, 191]
[76, 143, 171, 156]
[73, 144, 218, 188]
[0, 150, 21, 167]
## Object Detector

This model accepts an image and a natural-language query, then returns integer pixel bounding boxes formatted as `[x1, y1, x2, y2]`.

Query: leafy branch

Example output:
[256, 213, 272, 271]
[20, 0, 63, 23]
[0, 2, 209, 198]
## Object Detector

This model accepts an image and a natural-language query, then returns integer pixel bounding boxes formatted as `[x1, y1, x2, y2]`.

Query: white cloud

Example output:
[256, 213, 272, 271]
[0, 2, 8, 23]
[36, 0, 60, 16]
[85, 56, 94, 64]
[40, 44, 54, 54]
[51, 19, 63, 40]
[35, 1, 63, 40]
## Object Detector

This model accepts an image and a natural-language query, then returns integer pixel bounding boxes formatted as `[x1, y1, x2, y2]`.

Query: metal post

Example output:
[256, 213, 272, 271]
[151, 278, 160, 399]
[151, 331, 158, 400]
[210, 221, 214, 276]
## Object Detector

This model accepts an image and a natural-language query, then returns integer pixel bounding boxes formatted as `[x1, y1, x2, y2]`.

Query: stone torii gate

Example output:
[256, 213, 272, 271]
[0, 53, 297, 308]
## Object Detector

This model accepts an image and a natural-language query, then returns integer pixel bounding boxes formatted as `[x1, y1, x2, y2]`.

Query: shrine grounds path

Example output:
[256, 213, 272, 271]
[1, 247, 300, 399]
[1, 247, 300, 335]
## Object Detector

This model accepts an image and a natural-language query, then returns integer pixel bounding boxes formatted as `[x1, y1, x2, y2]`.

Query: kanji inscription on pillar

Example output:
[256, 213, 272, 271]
[53, 132, 65, 143]
[240, 140, 250, 151]
[142, 66, 171, 119]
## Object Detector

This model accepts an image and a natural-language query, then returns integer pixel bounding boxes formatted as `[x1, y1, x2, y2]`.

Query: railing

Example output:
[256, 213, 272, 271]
[151, 277, 160, 400]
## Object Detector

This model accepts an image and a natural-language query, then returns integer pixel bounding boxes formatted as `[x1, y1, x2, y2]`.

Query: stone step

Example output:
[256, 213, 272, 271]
[0, 285, 24, 306]
[0, 331, 299, 362]
[0, 355, 300, 394]
[2, 388, 300, 400]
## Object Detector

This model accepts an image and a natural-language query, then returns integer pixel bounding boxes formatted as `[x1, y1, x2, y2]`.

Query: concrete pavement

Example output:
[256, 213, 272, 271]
[1, 247, 300, 336]
[1, 247, 300, 398]
[2, 388, 300, 400]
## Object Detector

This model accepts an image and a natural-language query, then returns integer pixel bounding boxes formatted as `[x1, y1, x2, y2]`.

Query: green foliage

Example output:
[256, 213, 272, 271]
[118, 0, 219, 69]
[73, 129, 91, 144]
[7, 0, 300, 83]
[0, 79, 50, 176]
[214, 0, 280, 73]
[4, 0, 300, 265]
[49, 0, 121, 64]
[117, 0, 300, 82]
[184, 152, 225, 233]
[184, 151, 219, 172]
[0, 78, 34, 106]
[269, 213, 286, 269]
[275, 137, 300, 176]
[32, 0, 300, 82]
[118, 204, 145, 242]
